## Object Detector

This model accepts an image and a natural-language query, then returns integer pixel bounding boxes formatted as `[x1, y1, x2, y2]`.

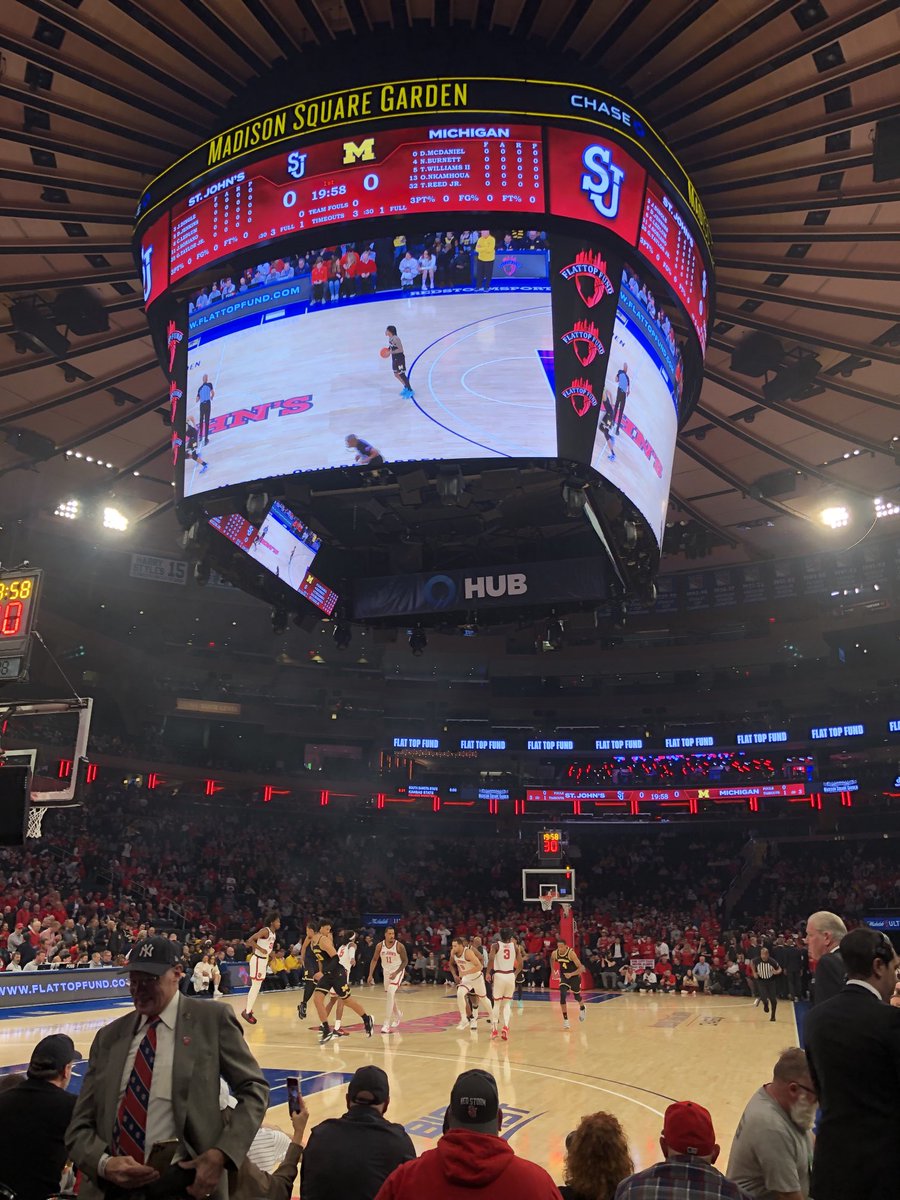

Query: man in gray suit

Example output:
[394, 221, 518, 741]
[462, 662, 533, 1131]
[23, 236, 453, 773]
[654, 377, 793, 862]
[67, 936, 268, 1199]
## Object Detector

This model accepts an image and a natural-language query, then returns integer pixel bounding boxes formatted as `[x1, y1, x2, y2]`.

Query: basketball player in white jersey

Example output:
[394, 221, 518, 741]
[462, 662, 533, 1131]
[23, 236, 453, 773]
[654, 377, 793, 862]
[488, 927, 523, 1041]
[242, 912, 280, 1025]
[450, 937, 494, 1031]
[367, 925, 409, 1033]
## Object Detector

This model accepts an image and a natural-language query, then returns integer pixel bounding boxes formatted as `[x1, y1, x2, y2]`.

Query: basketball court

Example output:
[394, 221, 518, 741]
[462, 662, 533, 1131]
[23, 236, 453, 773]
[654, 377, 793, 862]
[0, 984, 802, 1177]
[184, 290, 555, 496]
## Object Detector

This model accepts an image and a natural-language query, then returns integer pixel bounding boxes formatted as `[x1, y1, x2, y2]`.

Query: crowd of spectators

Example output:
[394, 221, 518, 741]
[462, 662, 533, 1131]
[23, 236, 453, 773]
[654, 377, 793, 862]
[186, 227, 550, 315]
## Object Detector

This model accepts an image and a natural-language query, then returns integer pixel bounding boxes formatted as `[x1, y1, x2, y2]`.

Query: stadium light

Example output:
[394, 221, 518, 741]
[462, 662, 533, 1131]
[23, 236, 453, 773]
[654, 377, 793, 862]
[874, 497, 900, 520]
[819, 506, 849, 530]
[102, 506, 129, 531]
[54, 498, 80, 520]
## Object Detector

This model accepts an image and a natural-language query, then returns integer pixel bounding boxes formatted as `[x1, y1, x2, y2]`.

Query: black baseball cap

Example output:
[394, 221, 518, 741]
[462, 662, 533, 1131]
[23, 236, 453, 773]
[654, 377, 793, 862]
[448, 1069, 500, 1134]
[28, 1034, 81, 1078]
[348, 1065, 389, 1105]
[126, 936, 182, 976]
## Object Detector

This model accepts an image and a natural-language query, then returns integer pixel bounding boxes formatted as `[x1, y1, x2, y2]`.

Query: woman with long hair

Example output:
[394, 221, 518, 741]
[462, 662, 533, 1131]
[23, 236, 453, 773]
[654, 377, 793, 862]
[559, 1112, 633, 1200]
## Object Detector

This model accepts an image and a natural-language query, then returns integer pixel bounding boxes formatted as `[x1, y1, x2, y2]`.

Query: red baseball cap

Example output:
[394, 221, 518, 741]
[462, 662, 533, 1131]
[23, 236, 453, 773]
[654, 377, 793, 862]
[663, 1101, 716, 1156]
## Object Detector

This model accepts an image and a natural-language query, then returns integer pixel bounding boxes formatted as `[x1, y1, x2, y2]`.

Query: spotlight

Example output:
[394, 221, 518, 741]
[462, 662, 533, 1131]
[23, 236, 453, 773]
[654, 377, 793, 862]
[874, 497, 900, 519]
[820, 505, 849, 530]
[54, 498, 80, 520]
[332, 622, 352, 650]
[102, 506, 128, 531]
[409, 626, 427, 656]
[271, 609, 288, 635]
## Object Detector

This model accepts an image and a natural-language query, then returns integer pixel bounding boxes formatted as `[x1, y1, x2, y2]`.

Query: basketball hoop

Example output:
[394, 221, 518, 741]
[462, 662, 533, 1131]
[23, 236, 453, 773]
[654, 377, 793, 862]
[539, 889, 559, 912]
[26, 806, 47, 840]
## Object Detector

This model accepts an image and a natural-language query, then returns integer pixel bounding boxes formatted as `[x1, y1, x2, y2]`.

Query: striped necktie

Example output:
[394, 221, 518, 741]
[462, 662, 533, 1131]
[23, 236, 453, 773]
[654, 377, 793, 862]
[112, 1017, 161, 1162]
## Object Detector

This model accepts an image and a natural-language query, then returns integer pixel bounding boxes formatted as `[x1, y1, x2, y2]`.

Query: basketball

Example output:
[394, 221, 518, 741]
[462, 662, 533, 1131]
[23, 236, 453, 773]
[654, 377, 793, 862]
[379, 347, 391, 359]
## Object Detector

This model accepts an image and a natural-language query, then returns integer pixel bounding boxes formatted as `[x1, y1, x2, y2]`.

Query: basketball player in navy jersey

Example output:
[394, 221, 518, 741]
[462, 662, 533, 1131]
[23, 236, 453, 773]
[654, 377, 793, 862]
[385, 325, 414, 398]
[175, 413, 209, 474]
[311, 920, 374, 1043]
[552, 937, 587, 1029]
[296, 921, 320, 1021]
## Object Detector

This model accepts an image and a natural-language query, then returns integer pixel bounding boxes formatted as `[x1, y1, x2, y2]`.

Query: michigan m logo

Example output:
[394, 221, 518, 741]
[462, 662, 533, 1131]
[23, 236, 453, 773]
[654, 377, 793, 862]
[343, 138, 375, 164]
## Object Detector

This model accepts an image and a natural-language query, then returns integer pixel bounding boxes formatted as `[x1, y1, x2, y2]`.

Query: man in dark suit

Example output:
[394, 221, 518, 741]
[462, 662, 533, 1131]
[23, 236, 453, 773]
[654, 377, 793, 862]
[67, 936, 268, 1200]
[805, 910, 847, 1004]
[0, 1034, 80, 1200]
[804, 927, 900, 1200]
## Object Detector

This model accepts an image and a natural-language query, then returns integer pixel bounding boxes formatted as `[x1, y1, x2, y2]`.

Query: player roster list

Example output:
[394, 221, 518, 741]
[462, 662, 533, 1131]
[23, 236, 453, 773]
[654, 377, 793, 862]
[168, 124, 545, 282]
[638, 178, 708, 350]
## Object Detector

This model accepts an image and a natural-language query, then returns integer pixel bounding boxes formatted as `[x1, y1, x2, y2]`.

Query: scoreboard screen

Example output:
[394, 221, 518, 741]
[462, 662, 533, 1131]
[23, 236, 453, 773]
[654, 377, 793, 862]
[169, 124, 545, 282]
[0, 571, 42, 652]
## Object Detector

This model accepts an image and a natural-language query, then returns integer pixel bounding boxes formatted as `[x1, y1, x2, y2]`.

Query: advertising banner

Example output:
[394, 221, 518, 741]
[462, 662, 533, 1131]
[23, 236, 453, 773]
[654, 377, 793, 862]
[351, 556, 608, 619]
[0, 968, 131, 1010]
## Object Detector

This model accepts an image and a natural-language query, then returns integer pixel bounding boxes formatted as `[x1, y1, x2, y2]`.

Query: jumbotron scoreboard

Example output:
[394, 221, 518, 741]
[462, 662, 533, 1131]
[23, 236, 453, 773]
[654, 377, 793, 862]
[0, 569, 42, 682]
[134, 70, 714, 624]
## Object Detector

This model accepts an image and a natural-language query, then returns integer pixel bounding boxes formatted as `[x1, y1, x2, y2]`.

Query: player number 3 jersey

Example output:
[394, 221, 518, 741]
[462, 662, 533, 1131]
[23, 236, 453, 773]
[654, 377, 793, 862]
[494, 940, 516, 971]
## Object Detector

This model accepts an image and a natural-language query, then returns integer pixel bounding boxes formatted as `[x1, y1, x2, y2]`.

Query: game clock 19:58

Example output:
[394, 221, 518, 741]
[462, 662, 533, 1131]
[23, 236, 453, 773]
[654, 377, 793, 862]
[311, 185, 347, 200]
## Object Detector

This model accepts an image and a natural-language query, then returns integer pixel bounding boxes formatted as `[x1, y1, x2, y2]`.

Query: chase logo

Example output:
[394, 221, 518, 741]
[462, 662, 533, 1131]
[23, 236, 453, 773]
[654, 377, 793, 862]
[581, 143, 625, 220]
[422, 574, 457, 610]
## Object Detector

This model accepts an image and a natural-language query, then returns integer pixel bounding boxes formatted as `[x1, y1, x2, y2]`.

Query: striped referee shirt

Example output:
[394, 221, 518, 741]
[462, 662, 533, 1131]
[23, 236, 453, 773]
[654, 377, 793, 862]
[753, 957, 778, 979]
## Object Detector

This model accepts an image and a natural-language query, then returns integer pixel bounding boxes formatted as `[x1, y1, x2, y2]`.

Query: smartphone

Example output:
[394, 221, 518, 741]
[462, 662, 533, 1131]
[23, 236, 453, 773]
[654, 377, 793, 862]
[286, 1075, 302, 1115]
[146, 1138, 179, 1173]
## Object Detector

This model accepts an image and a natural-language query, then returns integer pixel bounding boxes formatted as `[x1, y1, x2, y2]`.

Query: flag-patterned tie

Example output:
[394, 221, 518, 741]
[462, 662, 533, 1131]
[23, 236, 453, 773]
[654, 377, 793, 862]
[111, 1017, 161, 1162]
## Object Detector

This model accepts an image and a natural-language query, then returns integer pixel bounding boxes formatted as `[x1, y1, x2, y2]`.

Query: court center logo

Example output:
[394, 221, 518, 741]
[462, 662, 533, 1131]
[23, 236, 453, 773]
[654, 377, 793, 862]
[558, 250, 615, 309]
[561, 377, 599, 418]
[561, 319, 605, 367]
[421, 574, 457, 610]
[580, 143, 626, 219]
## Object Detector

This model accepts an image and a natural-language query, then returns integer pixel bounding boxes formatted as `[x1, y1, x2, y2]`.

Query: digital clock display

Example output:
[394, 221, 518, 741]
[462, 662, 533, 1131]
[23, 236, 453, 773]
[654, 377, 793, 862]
[539, 829, 563, 860]
[0, 572, 41, 647]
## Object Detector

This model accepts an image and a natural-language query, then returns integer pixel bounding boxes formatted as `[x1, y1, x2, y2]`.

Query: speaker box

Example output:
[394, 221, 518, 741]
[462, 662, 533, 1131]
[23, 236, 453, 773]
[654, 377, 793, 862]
[0, 765, 30, 846]
[874, 116, 900, 182]
[53, 287, 110, 335]
[762, 357, 820, 403]
[730, 332, 784, 377]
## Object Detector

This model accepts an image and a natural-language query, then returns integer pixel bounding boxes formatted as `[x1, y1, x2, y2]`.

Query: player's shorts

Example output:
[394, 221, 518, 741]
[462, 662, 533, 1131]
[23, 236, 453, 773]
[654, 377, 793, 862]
[315, 964, 351, 999]
[249, 954, 268, 983]
[492, 971, 515, 1000]
[383, 969, 405, 991]
[559, 974, 582, 994]
[459, 971, 487, 998]
[391, 353, 406, 372]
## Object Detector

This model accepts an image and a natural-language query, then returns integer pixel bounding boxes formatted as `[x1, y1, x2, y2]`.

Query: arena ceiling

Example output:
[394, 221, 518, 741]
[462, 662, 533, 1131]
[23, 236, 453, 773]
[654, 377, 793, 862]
[1, 0, 898, 571]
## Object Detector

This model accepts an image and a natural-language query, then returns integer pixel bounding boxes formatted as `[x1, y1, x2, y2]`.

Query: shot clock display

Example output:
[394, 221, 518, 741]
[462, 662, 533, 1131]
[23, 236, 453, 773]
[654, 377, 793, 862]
[539, 828, 565, 862]
[0, 571, 42, 649]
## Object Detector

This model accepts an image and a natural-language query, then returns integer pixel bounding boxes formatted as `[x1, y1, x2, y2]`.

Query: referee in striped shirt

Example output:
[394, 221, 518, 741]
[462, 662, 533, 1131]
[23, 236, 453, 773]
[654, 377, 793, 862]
[752, 946, 783, 1022]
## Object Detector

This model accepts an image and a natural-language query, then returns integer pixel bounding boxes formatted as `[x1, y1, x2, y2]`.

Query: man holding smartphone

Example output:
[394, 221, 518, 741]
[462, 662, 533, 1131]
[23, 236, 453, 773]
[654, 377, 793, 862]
[67, 936, 268, 1200]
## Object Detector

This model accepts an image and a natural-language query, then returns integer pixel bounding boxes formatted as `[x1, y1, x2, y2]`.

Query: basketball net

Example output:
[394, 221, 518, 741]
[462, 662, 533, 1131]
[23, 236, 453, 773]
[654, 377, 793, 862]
[26, 806, 47, 840]
[539, 890, 559, 912]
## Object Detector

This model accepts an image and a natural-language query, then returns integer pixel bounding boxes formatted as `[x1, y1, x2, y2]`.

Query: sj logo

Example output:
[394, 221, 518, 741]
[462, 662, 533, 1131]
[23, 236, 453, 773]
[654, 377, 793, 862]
[562, 377, 598, 418]
[558, 251, 615, 309]
[581, 143, 625, 220]
[141, 242, 153, 304]
[561, 320, 605, 367]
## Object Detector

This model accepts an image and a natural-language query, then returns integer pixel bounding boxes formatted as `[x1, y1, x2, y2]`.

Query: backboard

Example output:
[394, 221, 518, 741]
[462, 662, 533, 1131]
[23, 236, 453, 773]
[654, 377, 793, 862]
[0, 698, 93, 837]
[522, 867, 577, 905]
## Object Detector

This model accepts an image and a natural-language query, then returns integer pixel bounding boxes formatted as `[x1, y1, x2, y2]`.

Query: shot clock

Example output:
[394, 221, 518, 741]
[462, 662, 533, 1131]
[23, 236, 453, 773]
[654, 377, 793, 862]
[538, 828, 565, 863]
[0, 569, 42, 682]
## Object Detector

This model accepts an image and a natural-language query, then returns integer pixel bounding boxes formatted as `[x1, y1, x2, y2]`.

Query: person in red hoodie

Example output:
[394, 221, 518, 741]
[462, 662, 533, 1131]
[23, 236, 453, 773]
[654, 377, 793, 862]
[375, 1069, 561, 1200]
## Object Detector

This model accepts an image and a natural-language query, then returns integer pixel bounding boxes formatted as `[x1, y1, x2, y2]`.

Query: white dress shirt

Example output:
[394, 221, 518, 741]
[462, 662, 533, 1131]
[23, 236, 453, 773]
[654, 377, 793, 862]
[118, 990, 180, 1157]
[846, 978, 883, 1001]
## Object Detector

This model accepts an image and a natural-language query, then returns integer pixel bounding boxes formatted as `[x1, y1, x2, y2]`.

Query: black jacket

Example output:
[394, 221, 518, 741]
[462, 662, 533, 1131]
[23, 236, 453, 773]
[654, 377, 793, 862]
[300, 1104, 416, 1200]
[813, 946, 845, 1005]
[0, 1075, 76, 1200]
[805, 983, 900, 1200]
